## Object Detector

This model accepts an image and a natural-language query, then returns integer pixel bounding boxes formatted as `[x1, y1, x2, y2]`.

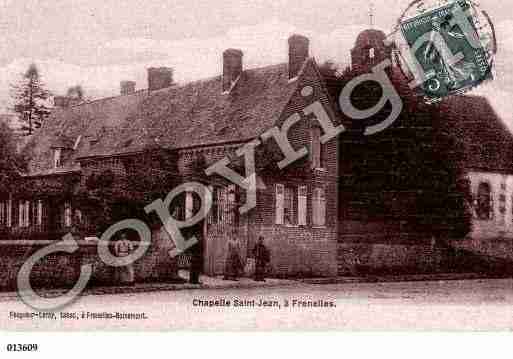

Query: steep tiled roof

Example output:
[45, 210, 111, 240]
[322, 62, 513, 174]
[26, 89, 148, 174]
[441, 95, 513, 172]
[26, 62, 301, 175]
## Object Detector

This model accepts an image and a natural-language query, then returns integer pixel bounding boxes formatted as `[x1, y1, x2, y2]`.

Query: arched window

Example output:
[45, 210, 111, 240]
[369, 47, 375, 59]
[476, 182, 492, 220]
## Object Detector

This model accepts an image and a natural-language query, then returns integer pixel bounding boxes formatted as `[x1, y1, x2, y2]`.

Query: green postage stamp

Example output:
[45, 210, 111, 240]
[400, 0, 494, 102]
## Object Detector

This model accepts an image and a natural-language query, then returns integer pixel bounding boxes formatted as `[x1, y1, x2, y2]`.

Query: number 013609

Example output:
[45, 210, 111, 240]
[6, 344, 39, 352]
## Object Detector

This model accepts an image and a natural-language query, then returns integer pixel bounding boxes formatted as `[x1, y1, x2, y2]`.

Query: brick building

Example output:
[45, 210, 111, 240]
[0, 28, 511, 286]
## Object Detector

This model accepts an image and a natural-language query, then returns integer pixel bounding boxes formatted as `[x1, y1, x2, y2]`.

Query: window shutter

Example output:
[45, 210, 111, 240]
[319, 188, 326, 226]
[19, 202, 23, 227]
[298, 185, 307, 226]
[312, 189, 319, 226]
[312, 188, 326, 226]
[275, 184, 284, 225]
[25, 201, 30, 227]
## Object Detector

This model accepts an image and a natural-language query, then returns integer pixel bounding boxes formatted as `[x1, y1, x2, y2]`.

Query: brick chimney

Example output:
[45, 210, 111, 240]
[120, 81, 136, 95]
[54, 96, 70, 108]
[148, 67, 173, 91]
[288, 34, 309, 79]
[222, 49, 243, 92]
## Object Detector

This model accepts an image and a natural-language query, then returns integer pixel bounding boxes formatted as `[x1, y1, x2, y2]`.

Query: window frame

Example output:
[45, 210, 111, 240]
[18, 200, 30, 228]
[6, 197, 12, 228]
[54, 148, 62, 169]
[283, 186, 296, 226]
[476, 182, 493, 221]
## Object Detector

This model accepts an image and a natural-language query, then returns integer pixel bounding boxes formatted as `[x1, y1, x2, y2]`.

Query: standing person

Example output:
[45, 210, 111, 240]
[252, 237, 270, 282]
[223, 236, 242, 281]
[114, 233, 135, 285]
[189, 241, 202, 285]
[186, 215, 204, 284]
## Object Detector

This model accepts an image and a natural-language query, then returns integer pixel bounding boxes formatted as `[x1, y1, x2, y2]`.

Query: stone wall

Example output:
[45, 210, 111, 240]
[0, 228, 180, 292]
[337, 242, 444, 276]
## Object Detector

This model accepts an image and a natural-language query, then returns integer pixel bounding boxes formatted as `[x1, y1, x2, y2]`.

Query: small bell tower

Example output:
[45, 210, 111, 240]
[350, 4, 392, 73]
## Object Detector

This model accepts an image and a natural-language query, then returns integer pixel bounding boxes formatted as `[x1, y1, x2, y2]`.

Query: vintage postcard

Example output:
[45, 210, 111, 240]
[0, 0, 513, 344]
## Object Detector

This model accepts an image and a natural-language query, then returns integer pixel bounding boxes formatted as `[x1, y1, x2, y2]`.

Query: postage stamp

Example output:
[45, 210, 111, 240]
[398, 0, 496, 102]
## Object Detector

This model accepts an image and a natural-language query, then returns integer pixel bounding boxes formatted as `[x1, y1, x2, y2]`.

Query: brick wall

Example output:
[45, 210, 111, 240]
[200, 61, 341, 278]
[243, 61, 340, 278]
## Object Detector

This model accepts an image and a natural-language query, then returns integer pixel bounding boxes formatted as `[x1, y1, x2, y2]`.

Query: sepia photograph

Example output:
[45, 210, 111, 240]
[0, 0, 513, 353]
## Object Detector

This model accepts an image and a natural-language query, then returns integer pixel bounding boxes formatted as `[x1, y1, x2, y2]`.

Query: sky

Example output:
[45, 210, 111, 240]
[0, 0, 512, 124]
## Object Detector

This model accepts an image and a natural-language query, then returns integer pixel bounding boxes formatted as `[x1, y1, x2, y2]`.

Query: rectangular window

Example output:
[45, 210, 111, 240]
[310, 127, 323, 169]
[172, 204, 185, 221]
[31, 201, 37, 227]
[0, 201, 4, 226]
[18, 200, 30, 228]
[6, 198, 12, 228]
[54, 148, 62, 168]
[284, 186, 295, 226]
[298, 185, 308, 226]
[213, 186, 235, 224]
[312, 188, 326, 227]
[75, 209, 82, 224]
[275, 184, 284, 225]
[226, 185, 236, 224]
[499, 193, 507, 223]
[64, 201, 72, 227]
[37, 200, 43, 226]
